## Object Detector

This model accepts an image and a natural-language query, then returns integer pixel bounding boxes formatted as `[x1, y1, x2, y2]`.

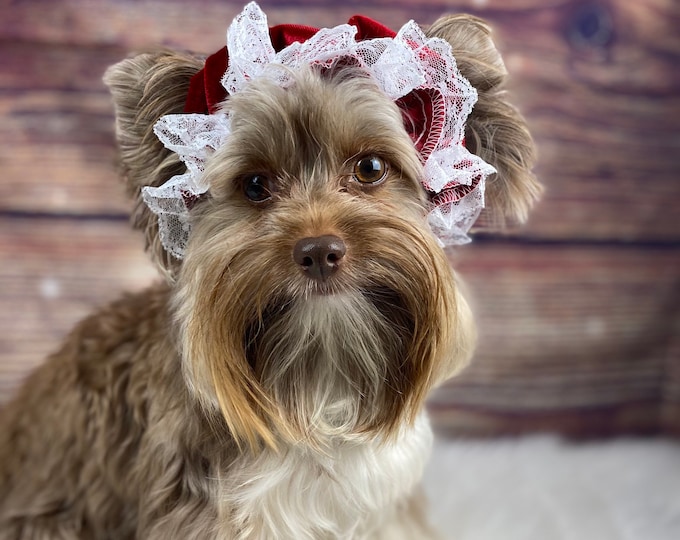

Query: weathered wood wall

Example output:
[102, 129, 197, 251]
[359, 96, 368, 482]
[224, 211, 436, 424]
[1, 0, 678, 437]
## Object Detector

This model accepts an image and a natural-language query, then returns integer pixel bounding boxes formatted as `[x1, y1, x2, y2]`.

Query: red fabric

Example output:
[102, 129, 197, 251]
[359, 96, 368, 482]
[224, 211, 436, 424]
[269, 23, 318, 50]
[347, 15, 396, 40]
[184, 47, 229, 115]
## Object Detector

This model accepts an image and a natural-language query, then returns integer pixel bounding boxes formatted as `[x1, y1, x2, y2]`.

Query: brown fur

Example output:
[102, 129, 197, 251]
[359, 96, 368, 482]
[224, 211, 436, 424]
[0, 13, 538, 539]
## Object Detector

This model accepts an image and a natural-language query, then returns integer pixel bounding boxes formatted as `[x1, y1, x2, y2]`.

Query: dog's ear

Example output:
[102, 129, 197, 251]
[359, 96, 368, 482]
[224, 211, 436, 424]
[427, 15, 542, 227]
[103, 51, 203, 278]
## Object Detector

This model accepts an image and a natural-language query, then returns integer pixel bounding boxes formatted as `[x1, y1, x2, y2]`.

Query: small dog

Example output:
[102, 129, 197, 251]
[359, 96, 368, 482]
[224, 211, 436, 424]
[0, 3, 540, 538]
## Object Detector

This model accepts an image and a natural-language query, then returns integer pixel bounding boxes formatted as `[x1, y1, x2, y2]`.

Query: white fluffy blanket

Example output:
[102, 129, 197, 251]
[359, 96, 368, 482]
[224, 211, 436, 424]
[423, 436, 680, 540]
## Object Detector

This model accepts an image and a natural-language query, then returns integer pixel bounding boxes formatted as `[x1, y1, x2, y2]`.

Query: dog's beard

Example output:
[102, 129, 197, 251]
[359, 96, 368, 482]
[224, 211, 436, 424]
[245, 287, 414, 440]
[175, 204, 466, 450]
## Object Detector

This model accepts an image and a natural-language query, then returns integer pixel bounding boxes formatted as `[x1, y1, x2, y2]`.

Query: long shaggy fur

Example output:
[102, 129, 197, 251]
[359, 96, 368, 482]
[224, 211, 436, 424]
[0, 14, 538, 539]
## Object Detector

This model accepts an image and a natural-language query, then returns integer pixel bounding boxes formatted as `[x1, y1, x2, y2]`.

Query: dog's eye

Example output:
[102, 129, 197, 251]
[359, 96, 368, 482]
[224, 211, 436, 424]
[243, 175, 273, 203]
[353, 156, 387, 185]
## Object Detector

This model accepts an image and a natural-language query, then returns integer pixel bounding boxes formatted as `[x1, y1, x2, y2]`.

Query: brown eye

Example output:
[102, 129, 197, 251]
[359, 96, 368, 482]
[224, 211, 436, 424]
[353, 156, 387, 185]
[243, 175, 272, 203]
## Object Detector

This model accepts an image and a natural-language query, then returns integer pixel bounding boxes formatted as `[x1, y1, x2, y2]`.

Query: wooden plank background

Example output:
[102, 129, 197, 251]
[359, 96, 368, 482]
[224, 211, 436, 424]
[1, 0, 678, 438]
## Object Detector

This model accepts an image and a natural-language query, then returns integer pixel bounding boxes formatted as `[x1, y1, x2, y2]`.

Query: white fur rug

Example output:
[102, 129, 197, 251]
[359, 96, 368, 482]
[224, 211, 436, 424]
[423, 436, 680, 540]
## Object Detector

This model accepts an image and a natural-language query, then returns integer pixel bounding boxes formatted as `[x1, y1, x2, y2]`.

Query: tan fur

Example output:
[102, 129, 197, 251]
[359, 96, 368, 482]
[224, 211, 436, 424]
[0, 13, 537, 539]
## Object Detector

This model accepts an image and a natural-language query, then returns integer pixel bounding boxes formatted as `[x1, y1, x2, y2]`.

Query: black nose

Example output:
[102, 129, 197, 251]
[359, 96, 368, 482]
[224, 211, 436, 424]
[293, 235, 346, 282]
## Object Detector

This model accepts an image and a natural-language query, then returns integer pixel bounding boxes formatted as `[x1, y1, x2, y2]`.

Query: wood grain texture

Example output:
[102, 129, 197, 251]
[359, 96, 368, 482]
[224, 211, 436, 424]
[0, 217, 157, 399]
[436, 244, 680, 435]
[501, 0, 680, 241]
[0, 41, 128, 214]
[1, 0, 678, 438]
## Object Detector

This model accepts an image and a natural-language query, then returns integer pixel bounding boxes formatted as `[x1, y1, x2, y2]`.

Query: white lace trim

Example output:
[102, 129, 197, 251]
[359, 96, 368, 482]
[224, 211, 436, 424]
[430, 178, 487, 247]
[142, 1, 496, 258]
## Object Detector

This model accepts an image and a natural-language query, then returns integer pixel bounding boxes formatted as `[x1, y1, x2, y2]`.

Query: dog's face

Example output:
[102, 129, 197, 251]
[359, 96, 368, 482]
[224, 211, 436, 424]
[104, 14, 540, 451]
[174, 68, 474, 449]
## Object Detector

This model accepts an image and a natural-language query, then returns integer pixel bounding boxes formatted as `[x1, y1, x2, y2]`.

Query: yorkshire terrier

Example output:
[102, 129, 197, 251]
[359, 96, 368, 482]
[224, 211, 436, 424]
[0, 3, 540, 538]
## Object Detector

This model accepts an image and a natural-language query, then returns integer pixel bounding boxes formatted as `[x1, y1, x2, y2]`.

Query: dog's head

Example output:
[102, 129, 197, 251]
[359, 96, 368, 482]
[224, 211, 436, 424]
[104, 5, 539, 450]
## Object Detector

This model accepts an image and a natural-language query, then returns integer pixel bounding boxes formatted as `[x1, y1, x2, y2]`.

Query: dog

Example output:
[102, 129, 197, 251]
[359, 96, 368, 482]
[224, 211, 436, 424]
[0, 3, 540, 538]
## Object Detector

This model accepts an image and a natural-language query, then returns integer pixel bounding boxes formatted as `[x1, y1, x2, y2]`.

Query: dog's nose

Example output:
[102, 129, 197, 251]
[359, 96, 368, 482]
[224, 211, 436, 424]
[293, 235, 346, 282]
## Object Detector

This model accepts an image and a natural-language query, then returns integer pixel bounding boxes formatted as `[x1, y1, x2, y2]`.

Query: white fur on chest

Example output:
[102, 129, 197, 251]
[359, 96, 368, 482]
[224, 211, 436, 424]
[219, 412, 433, 540]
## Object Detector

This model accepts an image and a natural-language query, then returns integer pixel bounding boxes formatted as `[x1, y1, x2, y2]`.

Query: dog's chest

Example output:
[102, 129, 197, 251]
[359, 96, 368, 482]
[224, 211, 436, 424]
[219, 413, 433, 540]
